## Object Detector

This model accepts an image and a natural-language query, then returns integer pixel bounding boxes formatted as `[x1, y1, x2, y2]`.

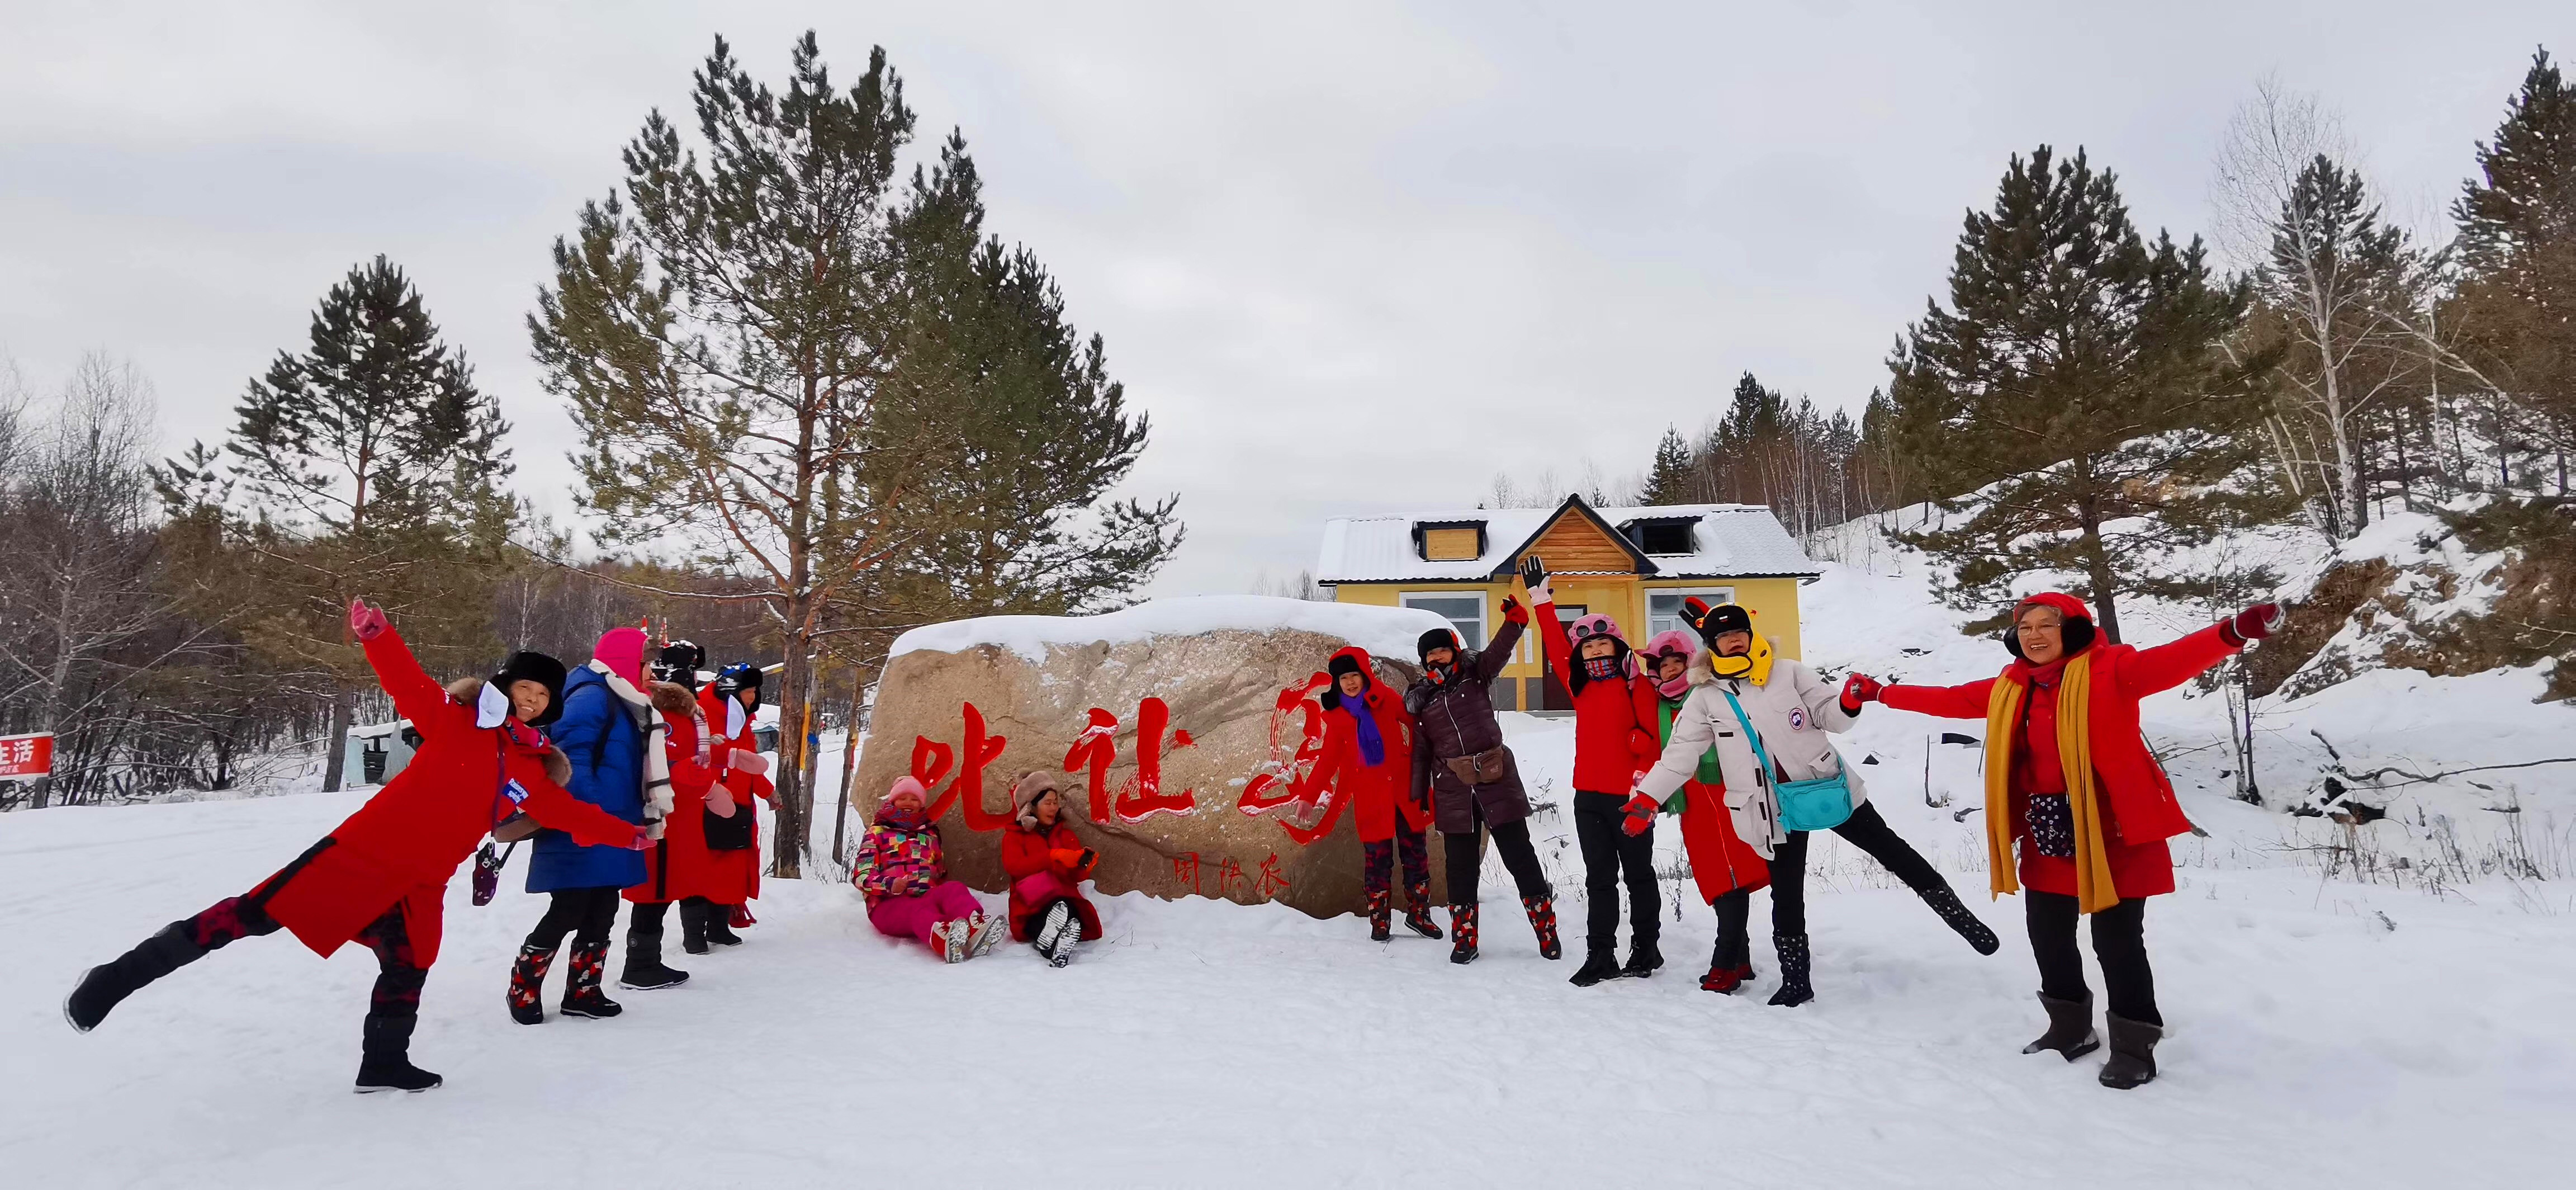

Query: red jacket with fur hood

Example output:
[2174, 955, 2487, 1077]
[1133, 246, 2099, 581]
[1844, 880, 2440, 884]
[1308, 646, 1432, 843]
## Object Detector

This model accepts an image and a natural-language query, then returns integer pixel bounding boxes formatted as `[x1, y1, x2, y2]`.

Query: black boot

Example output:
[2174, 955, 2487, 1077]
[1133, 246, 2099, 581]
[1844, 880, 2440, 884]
[1768, 933, 1814, 1007]
[65, 923, 205, 1032]
[1620, 933, 1664, 979]
[1916, 881, 2001, 955]
[619, 912, 690, 991]
[1366, 890, 1392, 942]
[679, 899, 711, 956]
[1448, 905, 1479, 965]
[559, 941, 622, 1019]
[2023, 992, 2101, 1061]
[1568, 947, 1621, 987]
[702, 899, 744, 948]
[353, 1014, 442, 1093]
[506, 944, 556, 1026]
[2099, 1013, 2162, 1089]
[1401, 880, 1444, 939]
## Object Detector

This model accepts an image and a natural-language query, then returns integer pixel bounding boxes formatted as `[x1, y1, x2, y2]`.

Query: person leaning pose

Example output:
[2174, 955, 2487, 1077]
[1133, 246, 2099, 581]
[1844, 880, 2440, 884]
[509, 626, 693, 1025]
[1528, 563, 1665, 985]
[854, 776, 1005, 962]
[1854, 593, 2283, 1089]
[1635, 630, 1773, 994]
[1404, 589, 1560, 966]
[1311, 646, 1441, 942]
[1634, 601, 1998, 1008]
[63, 599, 645, 1093]
[1001, 772, 1102, 967]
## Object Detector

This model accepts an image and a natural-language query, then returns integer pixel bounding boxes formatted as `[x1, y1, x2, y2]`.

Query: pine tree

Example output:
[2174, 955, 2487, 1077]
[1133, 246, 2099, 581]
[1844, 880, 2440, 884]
[210, 256, 513, 790]
[1641, 425, 1694, 503]
[1888, 147, 2279, 642]
[2450, 46, 2576, 495]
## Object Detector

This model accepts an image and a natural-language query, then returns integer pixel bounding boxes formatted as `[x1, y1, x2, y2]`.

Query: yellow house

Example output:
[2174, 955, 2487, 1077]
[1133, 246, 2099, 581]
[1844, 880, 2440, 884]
[1316, 494, 1823, 712]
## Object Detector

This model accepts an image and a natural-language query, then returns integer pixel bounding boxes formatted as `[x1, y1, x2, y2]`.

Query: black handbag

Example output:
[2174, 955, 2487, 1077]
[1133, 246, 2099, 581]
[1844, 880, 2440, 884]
[703, 795, 755, 852]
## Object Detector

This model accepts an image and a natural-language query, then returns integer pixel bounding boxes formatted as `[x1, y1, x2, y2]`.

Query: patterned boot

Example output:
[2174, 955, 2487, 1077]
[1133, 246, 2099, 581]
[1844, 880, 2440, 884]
[506, 945, 556, 1026]
[1401, 881, 1444, 939]
[1917, 881, 2001, 955]
[1522, 896, 1563, 961]
[559, 941, 623, 1019]
[1768, 933, 1815, 1008]
[1448, 905, 1480, 965]
[1367, 890, 1393, 942]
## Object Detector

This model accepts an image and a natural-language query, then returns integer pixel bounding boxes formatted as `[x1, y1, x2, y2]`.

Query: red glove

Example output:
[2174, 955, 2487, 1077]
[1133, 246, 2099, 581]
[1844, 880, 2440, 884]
[1840, 673, 1882, 713]
[347, 598, 389, 642]
[1621, 792, 1659, 837]
[625, 825, 653, 851]
[1502, 596, 1528, 626]
[2222, 603, 2285, 646]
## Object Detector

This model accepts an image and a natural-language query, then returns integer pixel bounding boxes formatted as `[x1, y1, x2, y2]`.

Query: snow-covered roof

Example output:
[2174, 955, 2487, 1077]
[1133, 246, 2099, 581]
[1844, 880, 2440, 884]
[1316, 499, 1821, 583]
[889, 594, 1451, 664]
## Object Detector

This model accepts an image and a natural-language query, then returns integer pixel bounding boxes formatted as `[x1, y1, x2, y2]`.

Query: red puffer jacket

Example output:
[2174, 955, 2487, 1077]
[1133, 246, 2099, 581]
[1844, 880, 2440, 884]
[1001, 819, 1103, 942]
[263, 629, 640, 966]
[1536, 600, 1662, 794]
[1881, 620, 2240, 900]
[1306, 646, 1432, 844]
[624, 696, 726, 904]
[643, 684, 775, 906]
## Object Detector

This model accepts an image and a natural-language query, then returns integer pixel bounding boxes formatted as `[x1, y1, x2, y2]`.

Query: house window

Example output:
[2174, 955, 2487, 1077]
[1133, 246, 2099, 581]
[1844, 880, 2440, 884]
[1420, 527, 1483, 562]
[1646, 587, 1736, 640]
[1403, 592, 1487, 651]
[1626, 519, 1697, 555]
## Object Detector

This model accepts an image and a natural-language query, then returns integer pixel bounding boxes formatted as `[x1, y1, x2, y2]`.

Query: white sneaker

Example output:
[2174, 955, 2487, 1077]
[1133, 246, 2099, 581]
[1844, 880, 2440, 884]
[964, 912, 1006, 959]
[1033, 902, 1081, 968]
[932, 917, 973, 964]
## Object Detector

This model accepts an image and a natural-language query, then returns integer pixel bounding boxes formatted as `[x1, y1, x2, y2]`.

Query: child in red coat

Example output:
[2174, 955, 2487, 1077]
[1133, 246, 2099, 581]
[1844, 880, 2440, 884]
[1530, 566, 1665, 985]
[64, 598, 646, 1093]
[1001, 772, 1101, 967]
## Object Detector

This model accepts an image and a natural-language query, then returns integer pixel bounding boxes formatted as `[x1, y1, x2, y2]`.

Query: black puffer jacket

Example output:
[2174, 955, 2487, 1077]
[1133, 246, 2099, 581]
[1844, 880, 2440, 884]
[1404, 617, 1530, 834]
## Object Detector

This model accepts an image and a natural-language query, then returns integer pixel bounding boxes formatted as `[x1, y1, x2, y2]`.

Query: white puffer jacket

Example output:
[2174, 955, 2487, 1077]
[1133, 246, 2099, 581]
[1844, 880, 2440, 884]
[1635, 641, 1865, 857]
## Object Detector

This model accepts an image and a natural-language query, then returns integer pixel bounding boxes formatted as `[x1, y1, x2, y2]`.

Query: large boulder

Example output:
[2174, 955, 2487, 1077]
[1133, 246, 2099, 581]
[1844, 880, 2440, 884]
[852, 596, 1455, 919]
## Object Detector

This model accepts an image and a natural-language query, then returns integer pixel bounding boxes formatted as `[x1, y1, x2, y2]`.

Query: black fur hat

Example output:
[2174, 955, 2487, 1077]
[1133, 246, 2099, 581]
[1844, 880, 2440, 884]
[491, 651, 570, 728]
[1415, 627, 1462, 662]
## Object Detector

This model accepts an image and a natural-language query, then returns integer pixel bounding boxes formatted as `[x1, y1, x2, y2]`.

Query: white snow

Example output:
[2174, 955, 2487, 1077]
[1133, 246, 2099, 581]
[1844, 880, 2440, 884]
[888, 593, 1452, 663]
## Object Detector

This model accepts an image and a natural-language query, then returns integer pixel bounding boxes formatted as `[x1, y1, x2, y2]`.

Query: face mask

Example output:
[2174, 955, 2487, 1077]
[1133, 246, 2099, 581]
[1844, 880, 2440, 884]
[1708, 653, 1753, 678]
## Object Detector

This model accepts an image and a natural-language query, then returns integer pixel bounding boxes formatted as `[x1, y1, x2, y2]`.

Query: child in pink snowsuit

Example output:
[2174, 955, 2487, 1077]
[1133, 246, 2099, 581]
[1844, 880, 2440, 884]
[853, 777, 1002, 962]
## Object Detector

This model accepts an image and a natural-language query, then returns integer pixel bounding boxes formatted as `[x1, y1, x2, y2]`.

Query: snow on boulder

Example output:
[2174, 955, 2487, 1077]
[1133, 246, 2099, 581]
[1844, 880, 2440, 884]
[860, 596, 1457, 919]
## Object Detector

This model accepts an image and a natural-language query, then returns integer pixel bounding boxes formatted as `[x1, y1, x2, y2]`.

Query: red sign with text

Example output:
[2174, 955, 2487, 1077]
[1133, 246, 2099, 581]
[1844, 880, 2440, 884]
[0, 733, 54, 780]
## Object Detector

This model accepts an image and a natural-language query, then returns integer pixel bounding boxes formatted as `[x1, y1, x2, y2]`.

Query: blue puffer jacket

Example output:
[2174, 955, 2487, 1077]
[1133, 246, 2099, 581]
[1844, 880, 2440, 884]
[529, 666, 648, 892]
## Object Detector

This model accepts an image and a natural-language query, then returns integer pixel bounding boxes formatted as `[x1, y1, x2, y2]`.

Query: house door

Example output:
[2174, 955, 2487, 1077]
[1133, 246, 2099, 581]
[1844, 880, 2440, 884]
[1539, 603, 1583, 711]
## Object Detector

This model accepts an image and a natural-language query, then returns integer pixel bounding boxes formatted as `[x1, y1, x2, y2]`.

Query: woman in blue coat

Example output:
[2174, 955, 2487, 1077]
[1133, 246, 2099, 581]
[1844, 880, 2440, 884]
[507, 626, 685, 1024]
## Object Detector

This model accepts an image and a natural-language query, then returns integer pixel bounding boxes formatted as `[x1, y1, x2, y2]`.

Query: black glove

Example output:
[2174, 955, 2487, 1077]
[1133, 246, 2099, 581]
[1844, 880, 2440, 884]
[1519, 555, 1547, 587]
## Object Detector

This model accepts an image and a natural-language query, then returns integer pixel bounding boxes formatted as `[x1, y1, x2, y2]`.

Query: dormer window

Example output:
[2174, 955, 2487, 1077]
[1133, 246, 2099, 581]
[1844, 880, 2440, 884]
[1413, 520, 1487, 562]
[1624, 517, 1696, 556]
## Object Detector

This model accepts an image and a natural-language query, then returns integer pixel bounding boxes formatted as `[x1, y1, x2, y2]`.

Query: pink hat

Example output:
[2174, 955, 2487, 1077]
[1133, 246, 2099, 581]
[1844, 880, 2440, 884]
[593, 627, 648, 686]
[886, 775, 929, 807]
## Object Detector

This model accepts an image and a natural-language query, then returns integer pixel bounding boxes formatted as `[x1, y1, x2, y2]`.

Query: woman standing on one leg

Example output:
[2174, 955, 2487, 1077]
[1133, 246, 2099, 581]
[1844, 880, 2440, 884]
[1857, 593, 2283, 1089]
[1633, 601, 1998, 1008]
[513, 626, 690, 1025]
[1635, 631, 1773, 994]
[1528, 564, 1664, 985]
[1403, 589, 1560, 966]
[1311, 647, 1441, 942]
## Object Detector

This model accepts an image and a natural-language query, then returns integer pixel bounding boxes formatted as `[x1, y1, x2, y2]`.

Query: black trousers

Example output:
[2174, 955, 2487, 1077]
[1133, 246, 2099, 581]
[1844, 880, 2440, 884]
[1441, 820, 1550, 907]
[1572, 790, 1659, 950]
[2028, 891, 2160, 1026]
[1768, 801, 1944, 937]
[1710, 887, 1752, 970]
[524, 886, 621, 951]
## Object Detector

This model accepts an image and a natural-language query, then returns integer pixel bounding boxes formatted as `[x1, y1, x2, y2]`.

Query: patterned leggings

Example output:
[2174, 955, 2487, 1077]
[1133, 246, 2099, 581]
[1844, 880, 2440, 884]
[184, 892, 426, 1020]
[1360, 823, 1432, 900]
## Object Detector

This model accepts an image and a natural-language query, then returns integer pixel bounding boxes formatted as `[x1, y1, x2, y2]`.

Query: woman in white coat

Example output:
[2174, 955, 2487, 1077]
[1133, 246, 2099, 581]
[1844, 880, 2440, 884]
[1631, 602, 1997, 1006]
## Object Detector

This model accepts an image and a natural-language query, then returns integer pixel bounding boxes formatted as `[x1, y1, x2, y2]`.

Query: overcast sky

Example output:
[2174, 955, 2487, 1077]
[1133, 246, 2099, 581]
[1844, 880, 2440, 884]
[3, 1, 2565, 596]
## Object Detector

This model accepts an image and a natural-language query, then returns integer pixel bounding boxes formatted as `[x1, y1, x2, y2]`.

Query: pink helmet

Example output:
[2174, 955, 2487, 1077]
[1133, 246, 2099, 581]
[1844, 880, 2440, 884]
[1567, 613, 1624, 646]
[1642, 629, 1698, 661]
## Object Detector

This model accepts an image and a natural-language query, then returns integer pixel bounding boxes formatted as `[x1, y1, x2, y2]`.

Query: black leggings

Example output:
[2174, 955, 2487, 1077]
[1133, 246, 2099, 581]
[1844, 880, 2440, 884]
[1573, 790, 1659, 947]
[183, 888, 425, 1024]
[1442, 820, 1550, 906]
[2028, 891, 2160, 1026]
[1768, 801, 1945, 937]
[524, 886, 621, 951]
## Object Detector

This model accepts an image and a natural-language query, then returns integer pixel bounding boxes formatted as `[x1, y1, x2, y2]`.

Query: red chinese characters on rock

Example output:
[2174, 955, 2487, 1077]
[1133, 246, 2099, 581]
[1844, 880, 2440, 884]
[1060, 697, 1198, 824]
[1235, 672, 1351, 846]
[910, 702, 1012, 832]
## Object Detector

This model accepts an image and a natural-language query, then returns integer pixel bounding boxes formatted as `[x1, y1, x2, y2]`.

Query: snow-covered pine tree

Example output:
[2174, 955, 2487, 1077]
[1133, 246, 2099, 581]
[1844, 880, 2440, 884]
[1886, 146, 2283, 642]
[2449, 46, 2576, 499]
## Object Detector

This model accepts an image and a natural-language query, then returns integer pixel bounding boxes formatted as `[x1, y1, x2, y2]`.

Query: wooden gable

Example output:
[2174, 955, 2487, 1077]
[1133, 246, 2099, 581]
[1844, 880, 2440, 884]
[1497, 495, 1658, 576]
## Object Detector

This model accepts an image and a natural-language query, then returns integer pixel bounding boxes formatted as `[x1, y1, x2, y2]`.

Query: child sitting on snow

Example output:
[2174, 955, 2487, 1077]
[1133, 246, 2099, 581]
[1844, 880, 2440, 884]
[853, 776, 1003, 962]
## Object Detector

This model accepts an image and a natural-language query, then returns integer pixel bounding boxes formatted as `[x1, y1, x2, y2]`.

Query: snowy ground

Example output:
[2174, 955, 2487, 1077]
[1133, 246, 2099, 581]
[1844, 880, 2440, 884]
[7, 757, 2573, 1188]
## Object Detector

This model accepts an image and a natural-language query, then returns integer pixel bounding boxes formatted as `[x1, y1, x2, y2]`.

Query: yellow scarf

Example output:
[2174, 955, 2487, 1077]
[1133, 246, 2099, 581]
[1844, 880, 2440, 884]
[1981, 651, 2119, 914]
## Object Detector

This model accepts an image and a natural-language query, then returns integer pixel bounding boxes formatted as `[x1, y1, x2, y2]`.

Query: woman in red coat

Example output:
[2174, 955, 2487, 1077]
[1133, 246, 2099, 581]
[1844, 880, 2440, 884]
[640, 663, 775, 956]
[617, 640, 728, 989]
[1531, 571, 1665, 986]
[64, 598, 645, 1093]
[1854, 592, 2283, 1090]
[1635, 630, 1773, 994]
[1001, 772, 1101, 967]
[1309, 646, 1440, 942]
